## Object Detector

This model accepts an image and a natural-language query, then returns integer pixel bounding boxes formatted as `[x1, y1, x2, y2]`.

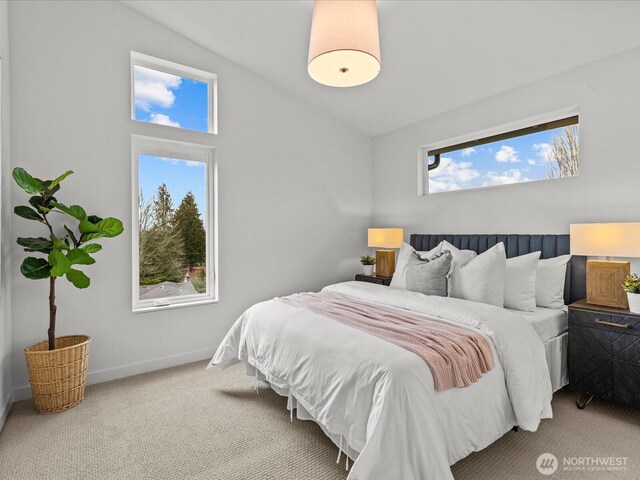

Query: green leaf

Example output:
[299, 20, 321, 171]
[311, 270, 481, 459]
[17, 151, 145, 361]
[63, 225, 79, 247]
[13, 168, 43, 195]
[14, 205, 43, 222]
[66, 248, 95, 265]
[17, 237, 53, 253]
[81, 243, 102, 254]
[48, 170, 73, 190]
[82, 217, 124, 241]
[66, 268, 90, 289]
[87, 215, 103, 224]
[79, 218, 99, 234]
[52, 202, 86, 221]
[48, 249, 71, 277]
[50, 235, 70, 252]
[20, 257, 51, 280]
[29, 195, 57, 213]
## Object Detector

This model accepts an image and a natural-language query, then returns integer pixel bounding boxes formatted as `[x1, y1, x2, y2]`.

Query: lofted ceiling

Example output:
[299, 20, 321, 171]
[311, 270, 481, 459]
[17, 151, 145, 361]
[122, 0, 640, 137]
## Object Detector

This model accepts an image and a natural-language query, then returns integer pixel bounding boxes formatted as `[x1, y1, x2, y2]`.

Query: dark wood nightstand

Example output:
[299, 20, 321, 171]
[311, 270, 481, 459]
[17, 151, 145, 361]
[354, 274, 392, 286]
[568, 299, 640, 409]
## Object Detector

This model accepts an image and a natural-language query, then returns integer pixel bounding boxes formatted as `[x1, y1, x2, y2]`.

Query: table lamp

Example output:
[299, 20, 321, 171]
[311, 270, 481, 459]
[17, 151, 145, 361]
[367, 228, 404, 277]
[570, 223, 640, 308]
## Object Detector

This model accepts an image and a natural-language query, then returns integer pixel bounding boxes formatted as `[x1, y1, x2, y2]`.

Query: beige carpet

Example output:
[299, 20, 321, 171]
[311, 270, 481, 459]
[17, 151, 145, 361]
[1, 361, 639, 480]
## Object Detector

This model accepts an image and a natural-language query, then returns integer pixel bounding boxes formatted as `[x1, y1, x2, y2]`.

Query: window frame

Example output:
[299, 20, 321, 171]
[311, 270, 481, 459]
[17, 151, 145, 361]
[417, 107, 580, 196]
[131, 134, 218, 313]
[130, 51, 218, 135]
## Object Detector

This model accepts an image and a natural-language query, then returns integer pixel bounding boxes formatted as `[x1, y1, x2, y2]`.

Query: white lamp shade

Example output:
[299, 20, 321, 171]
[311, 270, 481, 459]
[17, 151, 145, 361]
[570, 223, 640, 257]
[308, 0, 381, 87]
[368, 228, 403, 249]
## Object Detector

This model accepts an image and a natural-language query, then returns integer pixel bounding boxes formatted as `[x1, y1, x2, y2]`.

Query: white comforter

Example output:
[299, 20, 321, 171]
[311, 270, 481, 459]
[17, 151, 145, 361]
[209, 281, 552, 480]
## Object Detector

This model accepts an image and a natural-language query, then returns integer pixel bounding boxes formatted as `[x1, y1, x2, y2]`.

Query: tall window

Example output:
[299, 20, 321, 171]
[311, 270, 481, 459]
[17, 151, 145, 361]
[423, 115, 579, 194]
[131, 52, 217, 134]
[132, 136, 217, 312]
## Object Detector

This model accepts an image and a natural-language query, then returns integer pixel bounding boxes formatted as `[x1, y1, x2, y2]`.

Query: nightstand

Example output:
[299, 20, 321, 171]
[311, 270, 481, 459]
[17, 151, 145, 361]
[568, 299, 640, 409]
[354, 274, 391, 286]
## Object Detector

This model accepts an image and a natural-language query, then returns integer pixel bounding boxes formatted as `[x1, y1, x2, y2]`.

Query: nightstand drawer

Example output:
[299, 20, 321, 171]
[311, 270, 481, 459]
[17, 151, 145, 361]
[609, 314, 640, 336]
[569, 309, 638, 333]
[354, 274, 391, 286]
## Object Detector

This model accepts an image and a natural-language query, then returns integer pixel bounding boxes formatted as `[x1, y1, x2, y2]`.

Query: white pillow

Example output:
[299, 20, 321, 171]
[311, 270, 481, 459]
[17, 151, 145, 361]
[536, 255, 571, 309]
[390, 242, 441, 289]
[504, 251, 541, 312]
[441, 241, 477, 267]
[444, 241, 507, 307]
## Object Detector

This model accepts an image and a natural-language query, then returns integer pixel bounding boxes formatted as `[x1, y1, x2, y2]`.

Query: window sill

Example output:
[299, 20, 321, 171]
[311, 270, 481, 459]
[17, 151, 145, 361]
[133, 297, 218, 314]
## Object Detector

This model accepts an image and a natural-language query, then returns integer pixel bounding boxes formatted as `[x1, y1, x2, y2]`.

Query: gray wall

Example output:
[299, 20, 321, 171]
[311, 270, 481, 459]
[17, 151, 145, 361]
[371, 47, 640, 272]
[8, 1, 372, 398]
[0, 0, 12, 428]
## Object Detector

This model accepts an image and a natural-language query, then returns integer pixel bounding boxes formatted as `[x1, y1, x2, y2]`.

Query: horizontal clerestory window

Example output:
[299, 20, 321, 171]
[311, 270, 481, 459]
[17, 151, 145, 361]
[424, 115, 579, 193]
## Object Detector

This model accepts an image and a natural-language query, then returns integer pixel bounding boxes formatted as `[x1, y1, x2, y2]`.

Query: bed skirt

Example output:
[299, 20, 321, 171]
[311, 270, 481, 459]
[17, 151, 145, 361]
[544, 332, 568, 392]
[245, 363, 359, 468]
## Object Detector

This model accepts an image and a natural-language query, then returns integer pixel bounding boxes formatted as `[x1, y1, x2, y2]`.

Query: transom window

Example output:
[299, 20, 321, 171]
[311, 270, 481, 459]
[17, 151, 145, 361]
[131, 52, 217, 134]
[423, 115, 579, 194]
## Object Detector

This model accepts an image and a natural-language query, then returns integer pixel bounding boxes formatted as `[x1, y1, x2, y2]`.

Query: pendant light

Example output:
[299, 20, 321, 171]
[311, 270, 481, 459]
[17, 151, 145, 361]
[308, 0, 381, 88]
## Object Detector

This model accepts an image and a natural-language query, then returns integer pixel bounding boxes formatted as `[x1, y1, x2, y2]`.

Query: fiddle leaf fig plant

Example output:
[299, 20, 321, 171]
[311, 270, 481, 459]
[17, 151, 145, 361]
[13, 167, 124, 350]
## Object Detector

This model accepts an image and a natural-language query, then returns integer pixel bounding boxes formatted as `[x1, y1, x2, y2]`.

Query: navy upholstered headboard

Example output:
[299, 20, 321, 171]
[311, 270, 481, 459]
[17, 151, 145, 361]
[409, 234, 586, 305]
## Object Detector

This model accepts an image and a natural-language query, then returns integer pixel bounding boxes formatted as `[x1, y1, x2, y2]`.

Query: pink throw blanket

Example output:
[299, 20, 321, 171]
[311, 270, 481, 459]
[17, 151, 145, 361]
[280, 292, 494, 391]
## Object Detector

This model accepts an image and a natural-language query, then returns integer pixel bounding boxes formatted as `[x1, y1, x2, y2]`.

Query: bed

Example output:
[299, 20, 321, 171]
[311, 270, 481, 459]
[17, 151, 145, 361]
[210, 234, 586, 480]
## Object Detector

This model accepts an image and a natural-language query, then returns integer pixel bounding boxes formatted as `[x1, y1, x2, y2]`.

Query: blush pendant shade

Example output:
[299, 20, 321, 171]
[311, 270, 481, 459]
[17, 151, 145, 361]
[308, 0, 381, 88]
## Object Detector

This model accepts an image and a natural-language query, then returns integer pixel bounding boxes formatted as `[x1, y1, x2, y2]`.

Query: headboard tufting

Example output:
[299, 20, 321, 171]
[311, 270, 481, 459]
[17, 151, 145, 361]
[409, 234, 586, 305]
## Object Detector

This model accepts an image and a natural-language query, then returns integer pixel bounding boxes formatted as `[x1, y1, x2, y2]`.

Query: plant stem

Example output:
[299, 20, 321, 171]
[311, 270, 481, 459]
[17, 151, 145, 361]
[48, 276, 57, 350]
[42, 206, 58, 351]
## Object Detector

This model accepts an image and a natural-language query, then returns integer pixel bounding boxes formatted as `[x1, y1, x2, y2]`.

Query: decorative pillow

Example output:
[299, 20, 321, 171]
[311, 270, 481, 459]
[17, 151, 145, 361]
[406, 251, 452, 297]
[503, 251, 541, 312]
[390, 242, 442, 289]
[446, 242, 507, 307]
[440, 240, 478, 267]
[536, 255, 571, 309]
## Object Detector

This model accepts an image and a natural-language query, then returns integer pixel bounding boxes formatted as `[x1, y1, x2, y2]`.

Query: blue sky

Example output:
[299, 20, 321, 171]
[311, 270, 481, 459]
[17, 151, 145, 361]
[427, 127, 578, 193]
[134, 65, 209, 132]
[139, 155, 207, 223]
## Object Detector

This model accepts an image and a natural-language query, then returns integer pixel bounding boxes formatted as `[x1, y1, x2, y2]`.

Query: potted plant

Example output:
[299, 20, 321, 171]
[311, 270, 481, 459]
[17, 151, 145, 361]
[13, 167, 123, 414]
[623, 274, 640, 314]
[360, 255, 376, 276]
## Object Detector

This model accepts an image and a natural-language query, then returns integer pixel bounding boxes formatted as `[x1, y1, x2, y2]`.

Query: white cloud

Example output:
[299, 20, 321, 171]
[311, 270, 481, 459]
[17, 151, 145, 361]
[158, 156, 203, 168]
[461, 147, 476, 157]
[527, 159, 537, 165]
[429, 156, 480, 192]
[150, 113, 181, 128]
[483, 169, 530, 186]
[533, 142, 552, 162]
[134, 65, 182, 111]
[495, 145, 520, 163]
[429, 179, 461, 193]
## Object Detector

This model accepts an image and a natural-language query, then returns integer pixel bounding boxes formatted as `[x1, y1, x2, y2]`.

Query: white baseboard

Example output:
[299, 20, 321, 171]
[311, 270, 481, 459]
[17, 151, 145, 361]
[13, 347, 215, 402]
[0, 391, 12, 432]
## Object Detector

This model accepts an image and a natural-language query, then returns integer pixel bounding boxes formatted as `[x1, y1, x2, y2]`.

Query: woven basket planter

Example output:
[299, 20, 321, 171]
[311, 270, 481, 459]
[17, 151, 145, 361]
[24, 335, 90, 414]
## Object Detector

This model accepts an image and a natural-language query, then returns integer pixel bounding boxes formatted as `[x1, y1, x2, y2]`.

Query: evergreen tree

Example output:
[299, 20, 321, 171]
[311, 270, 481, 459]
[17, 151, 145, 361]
[173, 192, 206, 267]
[153, 183, 174, 231]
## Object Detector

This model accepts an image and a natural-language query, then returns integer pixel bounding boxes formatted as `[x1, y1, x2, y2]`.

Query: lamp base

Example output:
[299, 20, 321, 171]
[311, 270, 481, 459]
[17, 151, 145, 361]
[375, 250, 396, 278]
[586, 260, 630, 309]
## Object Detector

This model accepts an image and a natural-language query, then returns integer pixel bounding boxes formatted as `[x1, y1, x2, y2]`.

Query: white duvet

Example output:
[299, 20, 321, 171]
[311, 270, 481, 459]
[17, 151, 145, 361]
[209, 281, 552, 480]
